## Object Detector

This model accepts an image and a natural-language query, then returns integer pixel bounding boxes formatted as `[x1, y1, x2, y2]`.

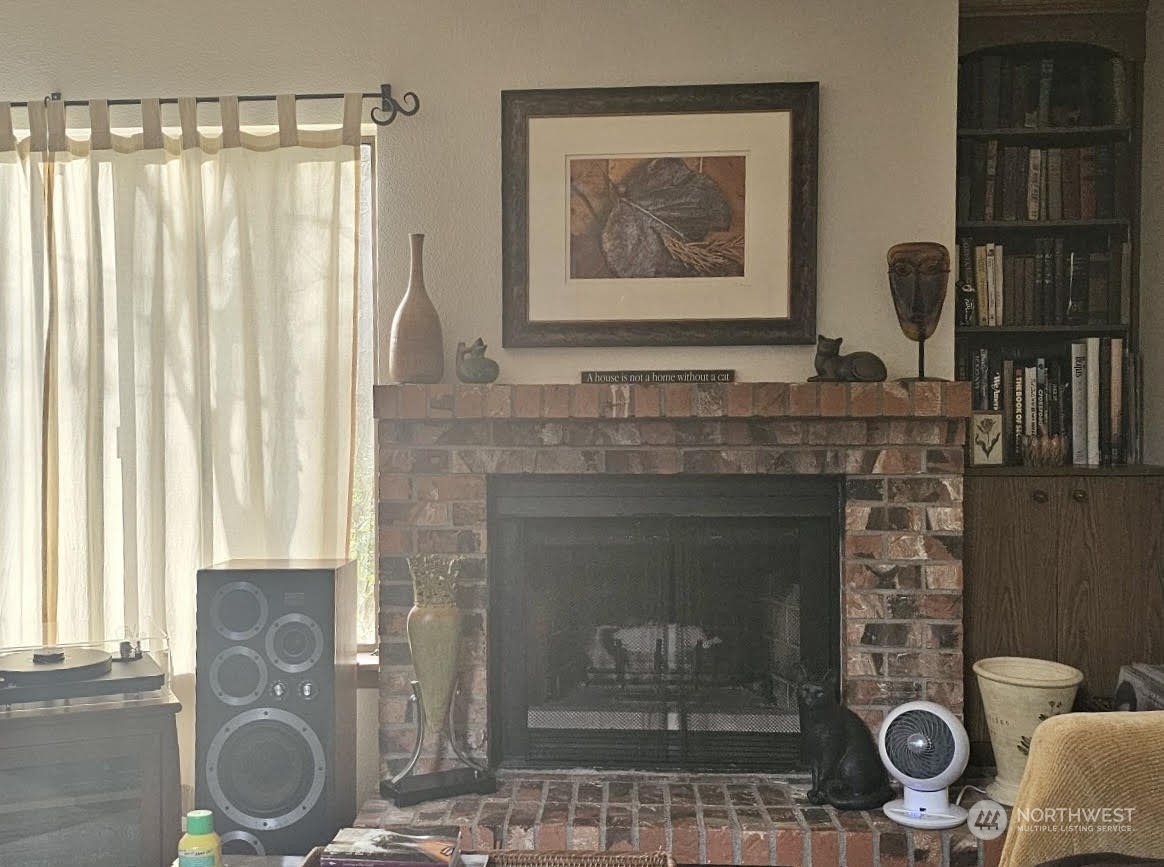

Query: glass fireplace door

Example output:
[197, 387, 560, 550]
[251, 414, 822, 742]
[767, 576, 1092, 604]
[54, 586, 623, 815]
[489, 475, 839, 772]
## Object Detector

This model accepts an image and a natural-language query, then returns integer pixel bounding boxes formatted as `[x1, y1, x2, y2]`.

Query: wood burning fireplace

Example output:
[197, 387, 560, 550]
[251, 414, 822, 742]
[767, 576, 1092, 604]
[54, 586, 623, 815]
[488, 474, 841, 771]
[373, 381, 970, 779]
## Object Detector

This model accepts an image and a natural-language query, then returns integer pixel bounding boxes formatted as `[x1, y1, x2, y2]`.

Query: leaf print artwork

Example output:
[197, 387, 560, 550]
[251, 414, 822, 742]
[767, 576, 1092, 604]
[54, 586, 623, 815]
[569, 155, 746, 279]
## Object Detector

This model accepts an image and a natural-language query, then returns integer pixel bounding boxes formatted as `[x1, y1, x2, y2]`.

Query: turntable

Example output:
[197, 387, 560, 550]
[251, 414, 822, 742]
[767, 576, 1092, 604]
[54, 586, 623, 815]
[0, 639, 167, 705]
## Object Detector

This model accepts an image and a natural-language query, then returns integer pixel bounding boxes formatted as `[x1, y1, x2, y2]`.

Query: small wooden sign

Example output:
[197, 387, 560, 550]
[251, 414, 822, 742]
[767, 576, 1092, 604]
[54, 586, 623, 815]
[580, 369, 735, 385]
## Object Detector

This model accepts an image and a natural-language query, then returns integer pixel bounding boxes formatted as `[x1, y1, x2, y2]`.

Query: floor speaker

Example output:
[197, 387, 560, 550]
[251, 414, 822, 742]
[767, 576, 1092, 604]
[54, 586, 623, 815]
[195, 559, 356, 856]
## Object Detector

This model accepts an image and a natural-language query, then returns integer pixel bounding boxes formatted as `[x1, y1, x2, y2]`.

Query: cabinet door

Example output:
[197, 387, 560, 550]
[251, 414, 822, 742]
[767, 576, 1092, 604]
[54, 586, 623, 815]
[964, 476, 1065, 745]
[1056, 476, 1164, 700]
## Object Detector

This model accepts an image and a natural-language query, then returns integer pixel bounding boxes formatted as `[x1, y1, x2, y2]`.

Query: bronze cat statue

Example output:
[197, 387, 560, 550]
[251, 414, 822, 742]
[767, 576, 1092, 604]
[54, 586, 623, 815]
[808, 335, 887, 383]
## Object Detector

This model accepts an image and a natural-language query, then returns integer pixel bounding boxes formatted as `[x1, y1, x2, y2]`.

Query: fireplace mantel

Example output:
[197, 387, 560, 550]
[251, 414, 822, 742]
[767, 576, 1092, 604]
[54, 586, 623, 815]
[375, 380, 970, 778]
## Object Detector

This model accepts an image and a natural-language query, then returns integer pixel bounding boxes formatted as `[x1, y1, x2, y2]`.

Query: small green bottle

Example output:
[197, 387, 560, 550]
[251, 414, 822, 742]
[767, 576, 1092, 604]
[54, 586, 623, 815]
[177, 809, 222, 867]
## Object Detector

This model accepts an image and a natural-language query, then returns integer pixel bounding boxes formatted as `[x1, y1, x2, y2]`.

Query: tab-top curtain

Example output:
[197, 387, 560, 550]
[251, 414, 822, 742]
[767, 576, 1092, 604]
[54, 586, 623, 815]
[0, 94, 362, 744]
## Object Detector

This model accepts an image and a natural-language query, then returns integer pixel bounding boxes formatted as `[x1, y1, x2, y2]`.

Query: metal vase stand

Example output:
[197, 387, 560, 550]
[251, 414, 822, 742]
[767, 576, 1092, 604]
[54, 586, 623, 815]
[380, 679, 496, 806]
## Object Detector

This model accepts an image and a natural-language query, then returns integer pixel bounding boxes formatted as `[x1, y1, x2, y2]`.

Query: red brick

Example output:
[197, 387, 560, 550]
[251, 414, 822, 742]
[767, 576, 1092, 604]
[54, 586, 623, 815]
[926, 563, 963, 590]
[843, 830, 874, 865]
[471, 826, 496, 850]
[414, 475, 486, 501]
[570, 384, 600, 417]
[878, 830, 910, 867]
[376, 527, 414, 554]
[703, 825, 734, 864]
[811, 830, 840, 867]
[378, 474, 412, 500]
[943, 381, 973, 418]
[726, 383, 755, 416]
[788, 382, 819, 415]
[911, 381, 943, 416]
[512, 385, 542, 417]
[399, 384, 429, 418]
[818, 382, 848, 417]
[911, 829, 943, 863]
[455, 385, 485, 417]
[773, 827, 804, 866]
[670, 816, 699, 863]
[663, 384, 694, 416]
[849, 382, 882, 416]
[871, 447, 925, 474]
[633, 385, 662, 417]
[740, 829, 770, 865]
[882, 382, 911, 416]
[543, 385, 570, 417]
[754, 382, 789, 416]
[374, 385, 401, 418]
[845, 591, 888, 619]
[484, 385, 513, 417]
[844, 532, 884, 559]
[636, 823, 666, 854]
[427, 384, 454, 417]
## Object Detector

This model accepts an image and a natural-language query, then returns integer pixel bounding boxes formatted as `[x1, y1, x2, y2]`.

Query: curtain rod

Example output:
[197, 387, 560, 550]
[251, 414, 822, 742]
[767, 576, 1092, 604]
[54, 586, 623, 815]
[7, 83, 419, 127]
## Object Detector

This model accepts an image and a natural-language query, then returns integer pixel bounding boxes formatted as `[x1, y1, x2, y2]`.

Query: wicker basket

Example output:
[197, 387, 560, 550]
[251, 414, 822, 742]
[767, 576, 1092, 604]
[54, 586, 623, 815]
[474, 851, 674, 867]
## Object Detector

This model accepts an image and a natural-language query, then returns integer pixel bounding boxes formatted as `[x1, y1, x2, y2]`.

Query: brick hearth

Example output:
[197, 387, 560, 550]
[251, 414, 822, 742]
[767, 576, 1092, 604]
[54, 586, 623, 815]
[355, 773, 1002, 867]
[373, 381, 973, 863]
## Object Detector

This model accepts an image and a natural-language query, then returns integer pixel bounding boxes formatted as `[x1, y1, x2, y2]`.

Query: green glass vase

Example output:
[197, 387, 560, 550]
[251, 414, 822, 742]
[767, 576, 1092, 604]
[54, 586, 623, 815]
[406, 604, 462, 736]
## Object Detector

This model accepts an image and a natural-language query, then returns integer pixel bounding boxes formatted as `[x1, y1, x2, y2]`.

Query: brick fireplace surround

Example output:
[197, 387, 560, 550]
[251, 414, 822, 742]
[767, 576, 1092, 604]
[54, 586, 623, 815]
[367, 381, 996, 866]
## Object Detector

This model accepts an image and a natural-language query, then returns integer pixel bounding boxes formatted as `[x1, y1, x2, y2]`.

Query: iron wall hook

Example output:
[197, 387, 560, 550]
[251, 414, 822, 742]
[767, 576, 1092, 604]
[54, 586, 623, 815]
[370, 83, 420, 127]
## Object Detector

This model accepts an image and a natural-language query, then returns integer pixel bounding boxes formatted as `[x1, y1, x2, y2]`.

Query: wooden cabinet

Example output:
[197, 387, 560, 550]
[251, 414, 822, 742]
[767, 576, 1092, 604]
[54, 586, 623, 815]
[0, 692, 181, 867]
[964, 470, 1164, 750]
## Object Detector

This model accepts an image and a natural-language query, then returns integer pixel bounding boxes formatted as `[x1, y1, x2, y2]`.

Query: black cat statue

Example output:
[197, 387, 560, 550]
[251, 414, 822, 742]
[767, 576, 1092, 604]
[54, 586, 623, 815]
[807, 335, 887, 383]
[797, 668, 894, 810]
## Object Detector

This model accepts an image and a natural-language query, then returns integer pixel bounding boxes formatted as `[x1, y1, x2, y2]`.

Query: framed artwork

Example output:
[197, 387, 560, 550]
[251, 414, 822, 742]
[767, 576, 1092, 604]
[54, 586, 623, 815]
[970, 411, 1005, 466]
[501, 82, 819, 347]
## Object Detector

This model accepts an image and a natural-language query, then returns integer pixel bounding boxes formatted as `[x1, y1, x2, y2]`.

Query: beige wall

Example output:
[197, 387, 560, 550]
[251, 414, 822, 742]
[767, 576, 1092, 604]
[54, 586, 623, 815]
[0, 0, 959, 808]
[1143, 1, 1164, 463]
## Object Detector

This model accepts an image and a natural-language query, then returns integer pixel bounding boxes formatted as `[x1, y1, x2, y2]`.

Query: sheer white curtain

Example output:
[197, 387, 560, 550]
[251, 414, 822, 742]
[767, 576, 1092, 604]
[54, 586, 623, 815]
[0, 94, 361, 783]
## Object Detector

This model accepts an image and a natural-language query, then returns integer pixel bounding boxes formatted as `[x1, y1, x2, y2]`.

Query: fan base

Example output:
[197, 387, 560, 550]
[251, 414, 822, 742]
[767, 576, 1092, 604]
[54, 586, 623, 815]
[883, 797, 968, 830]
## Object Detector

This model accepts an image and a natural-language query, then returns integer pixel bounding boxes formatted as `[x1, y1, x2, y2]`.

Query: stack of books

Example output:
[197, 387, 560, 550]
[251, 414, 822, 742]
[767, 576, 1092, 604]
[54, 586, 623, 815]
[320, 827, 462, 867]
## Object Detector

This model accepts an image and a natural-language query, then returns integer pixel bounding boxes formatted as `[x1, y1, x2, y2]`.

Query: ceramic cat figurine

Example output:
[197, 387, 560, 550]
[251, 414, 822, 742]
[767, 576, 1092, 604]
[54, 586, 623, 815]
[797, 668, 894, 810]
[808, 335, 887, 383]
[455, 337, 500, 384]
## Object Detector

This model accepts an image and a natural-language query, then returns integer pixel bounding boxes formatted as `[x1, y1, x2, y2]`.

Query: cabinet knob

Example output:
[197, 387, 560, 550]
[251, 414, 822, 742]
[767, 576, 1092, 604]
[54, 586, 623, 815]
[1071, 488, 1088, 503]
[1032, 489, 1049, 504]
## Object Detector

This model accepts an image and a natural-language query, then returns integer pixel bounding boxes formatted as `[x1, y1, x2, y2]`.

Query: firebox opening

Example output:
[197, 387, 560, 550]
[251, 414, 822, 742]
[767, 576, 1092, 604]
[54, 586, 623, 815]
[488, 474, 841, 772]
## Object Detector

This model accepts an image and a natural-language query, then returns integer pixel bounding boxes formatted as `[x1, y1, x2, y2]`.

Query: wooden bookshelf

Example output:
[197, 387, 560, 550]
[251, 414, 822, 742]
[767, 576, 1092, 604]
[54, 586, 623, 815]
[955, 0, 1146, 466]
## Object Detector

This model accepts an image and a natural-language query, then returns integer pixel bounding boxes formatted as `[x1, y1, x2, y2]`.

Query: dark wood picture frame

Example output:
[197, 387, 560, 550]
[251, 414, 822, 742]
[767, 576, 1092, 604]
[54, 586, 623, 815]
[501, 82, 819, 348]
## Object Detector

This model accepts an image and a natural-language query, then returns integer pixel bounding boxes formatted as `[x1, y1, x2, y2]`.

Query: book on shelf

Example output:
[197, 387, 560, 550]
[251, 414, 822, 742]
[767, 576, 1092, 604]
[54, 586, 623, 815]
[1103, 335, 1122, 467]
[1085, 336, 1102, 466]
[320, 827, 462, 867]
[1026, 147, 1043, 221]
[960, 51, 1133, 132]
[1071, 342, 1089, 466]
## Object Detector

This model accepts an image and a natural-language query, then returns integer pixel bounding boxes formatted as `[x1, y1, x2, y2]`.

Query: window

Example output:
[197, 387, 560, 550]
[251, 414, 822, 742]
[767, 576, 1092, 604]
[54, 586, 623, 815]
[353, 142, 377, 647]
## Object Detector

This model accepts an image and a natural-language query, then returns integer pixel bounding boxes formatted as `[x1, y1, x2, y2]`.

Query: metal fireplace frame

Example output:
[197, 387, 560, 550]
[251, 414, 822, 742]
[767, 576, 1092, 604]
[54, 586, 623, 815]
[487, 473, 842, 772]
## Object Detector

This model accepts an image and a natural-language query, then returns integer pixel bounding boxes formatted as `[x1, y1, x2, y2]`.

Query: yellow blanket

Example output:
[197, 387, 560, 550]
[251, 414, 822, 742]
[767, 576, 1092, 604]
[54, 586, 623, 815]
[1000, 711, 1164, 867]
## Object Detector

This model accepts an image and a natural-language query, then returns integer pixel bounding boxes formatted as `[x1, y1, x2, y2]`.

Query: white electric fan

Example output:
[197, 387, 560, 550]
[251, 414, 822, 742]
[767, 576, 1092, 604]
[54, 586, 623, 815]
[877, 700, 970, 829]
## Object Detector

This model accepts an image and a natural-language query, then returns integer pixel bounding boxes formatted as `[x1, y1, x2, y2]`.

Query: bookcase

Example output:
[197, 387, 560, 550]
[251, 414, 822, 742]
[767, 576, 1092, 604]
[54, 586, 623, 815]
[956, 0, 1147, 467]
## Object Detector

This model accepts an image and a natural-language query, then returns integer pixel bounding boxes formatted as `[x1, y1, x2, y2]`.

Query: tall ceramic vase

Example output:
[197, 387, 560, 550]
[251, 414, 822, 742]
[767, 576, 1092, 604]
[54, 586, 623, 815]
[973, 656, 1083, 806]
[388, 233, 444, 383]
[406, 604, 462, 736]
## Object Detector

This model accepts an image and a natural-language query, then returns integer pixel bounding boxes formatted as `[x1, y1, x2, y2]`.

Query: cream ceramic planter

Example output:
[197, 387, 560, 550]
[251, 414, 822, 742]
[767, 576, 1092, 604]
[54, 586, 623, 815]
[973, 656, 1083, 805]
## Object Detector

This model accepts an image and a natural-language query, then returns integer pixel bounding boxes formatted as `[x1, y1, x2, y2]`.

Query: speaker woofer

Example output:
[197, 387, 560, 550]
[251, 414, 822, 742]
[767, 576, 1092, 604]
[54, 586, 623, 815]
[210, 581, 269, 641]
[205, 707, 326, 831]
[209, 646, 269, 706]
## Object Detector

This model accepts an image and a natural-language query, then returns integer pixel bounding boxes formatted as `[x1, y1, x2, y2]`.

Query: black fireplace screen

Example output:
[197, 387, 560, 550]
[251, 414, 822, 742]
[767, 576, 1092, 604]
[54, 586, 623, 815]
[488, 475, 840, 772]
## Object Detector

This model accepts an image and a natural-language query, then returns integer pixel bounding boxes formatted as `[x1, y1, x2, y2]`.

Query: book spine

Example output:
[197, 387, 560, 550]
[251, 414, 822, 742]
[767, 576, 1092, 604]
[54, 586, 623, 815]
[1071, 343, 1087, 465]
[1109, 56, 1130, 126]
[1078, 145, 1098, 220]
[1036, 357, 1047, 435]
[1110, 336, 1125, 465]
[1085, 336, 1102, 466]
[985, 243, 997, 327]
[1014, 365, 1026, 449]
[1024, 364, 1038, 445]
[984, 139, 999, 222]
[993, 243, 1004, 326]
[1037, 57, 1054, 127]
[1061, 147, 1081, 220]
[1026, 147, 1043, 221]
[1046, 148, 1063, 221]
[974, 244, 989, 325]
[1002, 358, 1016, 464]
[1099, 337, 1112, 466]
